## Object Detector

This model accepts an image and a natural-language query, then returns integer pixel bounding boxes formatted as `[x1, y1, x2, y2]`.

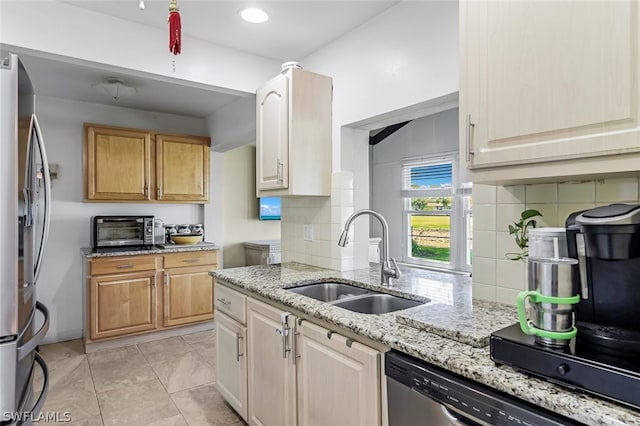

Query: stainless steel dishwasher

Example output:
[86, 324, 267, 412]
[385, 351, 576, 425]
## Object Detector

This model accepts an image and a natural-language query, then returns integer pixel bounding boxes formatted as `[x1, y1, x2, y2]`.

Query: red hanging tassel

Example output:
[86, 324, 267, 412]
[169, 0, 181, 55]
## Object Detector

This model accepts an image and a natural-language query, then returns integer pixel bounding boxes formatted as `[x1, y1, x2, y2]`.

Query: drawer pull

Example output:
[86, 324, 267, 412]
[216, 298, 231, 307]
[236, 332, 244, 361]
[116, 264, 134, 269]
[182, 258, 200, 263]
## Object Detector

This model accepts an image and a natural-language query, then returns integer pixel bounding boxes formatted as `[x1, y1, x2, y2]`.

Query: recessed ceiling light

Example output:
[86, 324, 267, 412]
[240, 7, 268, 24]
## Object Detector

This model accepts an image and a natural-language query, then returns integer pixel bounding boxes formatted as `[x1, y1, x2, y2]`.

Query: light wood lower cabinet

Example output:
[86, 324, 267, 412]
[247, 298, 297, 426]
[90, 270, 158, 340]
[164, 266, 214, 327]
[85, 251, 218, 343]
[215, 311, 247, 421]
[218, 289, 382, 426]
[296, 320, 380, 426]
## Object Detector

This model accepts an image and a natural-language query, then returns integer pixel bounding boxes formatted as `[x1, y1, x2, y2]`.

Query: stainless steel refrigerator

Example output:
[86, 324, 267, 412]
[0, 53, 51, 425]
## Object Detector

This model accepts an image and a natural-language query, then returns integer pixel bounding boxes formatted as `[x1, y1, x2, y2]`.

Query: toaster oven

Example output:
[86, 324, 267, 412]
[92, 216, 155, 249]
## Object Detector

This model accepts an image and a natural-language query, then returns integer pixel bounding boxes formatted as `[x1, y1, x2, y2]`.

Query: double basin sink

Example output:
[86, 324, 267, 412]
[287, 282, 427, 314]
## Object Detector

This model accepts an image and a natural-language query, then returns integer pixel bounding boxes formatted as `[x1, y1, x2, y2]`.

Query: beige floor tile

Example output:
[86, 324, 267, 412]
[88, 345, 157, 392]
[98, 379, 180, 426]
[181, 330, 215, 345]
[187, 339, 216, 367]
[35, 415, 104, 426]
[138, 337, 190, 357]
[38, 339, 85, 370]
[35, 357, 101, 424]
[146, 414, 188, 426]
[171, 384, 242, 426]
[149, 350, 215, 394]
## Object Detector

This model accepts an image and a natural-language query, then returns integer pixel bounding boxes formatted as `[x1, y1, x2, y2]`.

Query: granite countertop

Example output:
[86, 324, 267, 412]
[211, 262, 640, 426]
[81, 242, 220, 258]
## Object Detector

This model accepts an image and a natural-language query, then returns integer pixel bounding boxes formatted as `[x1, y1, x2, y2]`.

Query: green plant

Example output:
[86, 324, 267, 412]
[506, 209, 543, 261]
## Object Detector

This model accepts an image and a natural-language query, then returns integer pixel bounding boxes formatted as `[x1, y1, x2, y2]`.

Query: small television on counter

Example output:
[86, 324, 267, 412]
[259, 197, 281, 221]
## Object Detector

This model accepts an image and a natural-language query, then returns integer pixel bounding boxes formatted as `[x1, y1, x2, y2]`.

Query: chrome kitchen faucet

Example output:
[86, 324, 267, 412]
[338, 209, 401, 285]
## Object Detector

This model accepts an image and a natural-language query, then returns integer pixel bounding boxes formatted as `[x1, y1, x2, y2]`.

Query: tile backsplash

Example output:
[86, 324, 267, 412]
[281, 172, 361, 271]
[472, 177, 640, 305]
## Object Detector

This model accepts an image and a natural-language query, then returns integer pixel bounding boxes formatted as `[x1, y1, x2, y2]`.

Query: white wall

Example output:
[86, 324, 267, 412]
[34, 95, 208, 343]
[222, 144, 280, 268]
[1, 1, 280, 94]
[472, 178, 640, 305]
[280, 1, 459, 268]
[371, 108, 459, 260]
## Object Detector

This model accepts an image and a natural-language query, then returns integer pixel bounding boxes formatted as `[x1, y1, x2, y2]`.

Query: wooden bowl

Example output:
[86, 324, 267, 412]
[170, 234, 203, 245]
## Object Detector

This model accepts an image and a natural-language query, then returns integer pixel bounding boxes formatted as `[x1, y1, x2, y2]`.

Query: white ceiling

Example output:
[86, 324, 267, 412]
[10, 1, 397, 119]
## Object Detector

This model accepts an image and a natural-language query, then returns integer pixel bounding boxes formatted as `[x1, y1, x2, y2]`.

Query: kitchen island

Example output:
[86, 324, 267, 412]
[211, 262, 640, 426]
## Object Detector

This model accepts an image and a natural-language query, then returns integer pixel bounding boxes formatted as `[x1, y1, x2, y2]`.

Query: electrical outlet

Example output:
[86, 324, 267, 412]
[303, 224, 314, 241]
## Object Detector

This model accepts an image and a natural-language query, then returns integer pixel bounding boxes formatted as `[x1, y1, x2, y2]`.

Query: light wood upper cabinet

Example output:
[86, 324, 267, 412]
[85, 125, 152, 201]
[90, 270, 158, 340]
[296, 321, 380, 426]
[460, 1, 640, 183]
[156, 134, 210, 202]
[84, 124, 210, 203]
[256, 68, 332, 197]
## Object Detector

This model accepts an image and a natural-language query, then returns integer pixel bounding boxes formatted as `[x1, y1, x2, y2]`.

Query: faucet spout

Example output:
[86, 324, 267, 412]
[337, 209, 401, 285]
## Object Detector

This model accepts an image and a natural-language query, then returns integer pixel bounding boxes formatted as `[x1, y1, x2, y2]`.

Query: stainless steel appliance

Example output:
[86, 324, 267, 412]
[386, 351, 572, 426]
[91, 215, 154, 249]
[1, 53, 51, 425]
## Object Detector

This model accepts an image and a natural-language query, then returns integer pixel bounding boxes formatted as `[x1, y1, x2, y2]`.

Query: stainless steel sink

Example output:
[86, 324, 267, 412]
[287, 281, 427, 314]
[287, 282, 371, 302]
[331, 293, 423, 314]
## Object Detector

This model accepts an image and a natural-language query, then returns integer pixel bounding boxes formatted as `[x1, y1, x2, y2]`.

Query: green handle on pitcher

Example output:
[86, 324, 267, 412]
[517, 291, 581, 340]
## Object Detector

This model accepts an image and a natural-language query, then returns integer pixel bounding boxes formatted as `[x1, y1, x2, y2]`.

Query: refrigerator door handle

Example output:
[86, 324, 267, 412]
[17, 302, 49, 361]
[30, 352, 49, 418]
[30, 115, 51, 284]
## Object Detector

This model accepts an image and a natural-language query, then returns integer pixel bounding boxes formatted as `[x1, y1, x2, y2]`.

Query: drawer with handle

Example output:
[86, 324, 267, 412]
[164, 251, 218, 269]
[90, 255, 158, 275]
[214, 282, 246, 324]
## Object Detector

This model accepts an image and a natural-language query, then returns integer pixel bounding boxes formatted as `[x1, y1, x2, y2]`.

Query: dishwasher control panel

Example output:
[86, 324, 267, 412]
[386, 350, 575, 426]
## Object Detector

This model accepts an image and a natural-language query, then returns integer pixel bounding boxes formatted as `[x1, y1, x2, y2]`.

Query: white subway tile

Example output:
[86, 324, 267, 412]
[496, 231, 521, 261]
[525, 204, 558, 227]
[331, 206, 355, 224]
[525, 184, 558, 204]
[595, 177, 639, 203]
[558, 181, 595, 204]
[496, 259, 526, 290]
[472, 282, 497, 302]
[496, 287, 520, 306]
[472, 257, 496, 285]
[473, 231, 497, 258]
[497, 185, 525, 204]
[331, 189, 354, 207]
[557, 203, 595, 226]
[473, 205, 497, 231]
[472, 184, 497, 204]
[496, 203, 525, 232]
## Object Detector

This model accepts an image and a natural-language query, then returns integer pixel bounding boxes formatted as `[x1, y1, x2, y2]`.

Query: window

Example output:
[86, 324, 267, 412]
[401, 155, 471, 272]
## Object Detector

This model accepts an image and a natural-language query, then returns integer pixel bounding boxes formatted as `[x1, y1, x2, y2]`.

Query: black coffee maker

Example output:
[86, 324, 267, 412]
[566, 203, 640, 356]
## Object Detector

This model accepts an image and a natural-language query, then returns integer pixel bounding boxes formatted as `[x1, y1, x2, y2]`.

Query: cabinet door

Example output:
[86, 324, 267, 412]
[156, 134, 210, 202]
[247, 298, 296, 426]
[215, 312, 247, 421]
[462, 1, 640, 169]
[296, 321, 380, 426]
[256, 73, 289, 192]
[85, 125, 152, 201]
[90, 270, 157, 340]
[163, 265, 214, 327]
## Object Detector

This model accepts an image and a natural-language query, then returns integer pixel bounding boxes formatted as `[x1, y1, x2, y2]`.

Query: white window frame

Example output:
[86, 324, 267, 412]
[400, 153, 471, 273]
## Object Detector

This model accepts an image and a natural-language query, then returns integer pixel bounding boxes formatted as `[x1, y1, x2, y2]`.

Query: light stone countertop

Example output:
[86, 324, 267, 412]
[81, 242, 220, 258]
[211, 262, 640, 426]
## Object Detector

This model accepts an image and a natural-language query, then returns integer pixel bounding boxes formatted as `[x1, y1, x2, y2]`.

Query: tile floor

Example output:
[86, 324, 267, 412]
[34, 329, 248, 426]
